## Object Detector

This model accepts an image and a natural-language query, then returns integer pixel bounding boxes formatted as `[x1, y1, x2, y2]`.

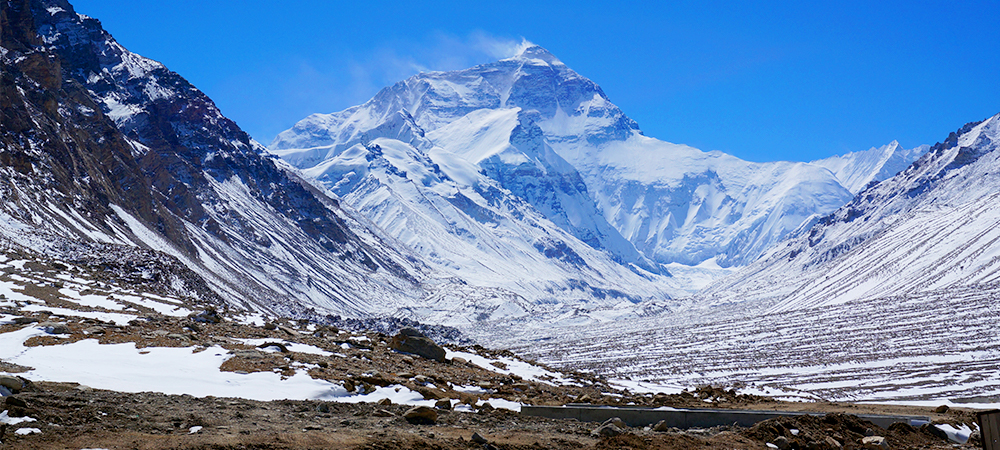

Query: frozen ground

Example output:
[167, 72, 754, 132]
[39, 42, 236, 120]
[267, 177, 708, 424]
[512, 287, 1000, 407]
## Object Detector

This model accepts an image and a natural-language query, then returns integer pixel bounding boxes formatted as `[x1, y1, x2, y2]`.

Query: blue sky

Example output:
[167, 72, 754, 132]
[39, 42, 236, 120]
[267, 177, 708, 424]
[70, 0, 999, 162]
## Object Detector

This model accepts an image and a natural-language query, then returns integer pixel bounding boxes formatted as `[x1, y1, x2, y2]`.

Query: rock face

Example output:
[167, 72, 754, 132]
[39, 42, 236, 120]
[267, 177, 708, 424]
[390, 328, 446, 362]
[1, 0, 434, 319]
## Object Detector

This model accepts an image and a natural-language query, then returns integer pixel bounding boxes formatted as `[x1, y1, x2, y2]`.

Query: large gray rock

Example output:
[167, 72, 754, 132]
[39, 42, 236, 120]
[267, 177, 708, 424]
[390, 328, 446, 362]
[38, 321, 69, 334]
[862, 436, 889, 449]
[0, 375, 25, 393]
[403, 405, 437, 424]
[591, 423, 623, 437]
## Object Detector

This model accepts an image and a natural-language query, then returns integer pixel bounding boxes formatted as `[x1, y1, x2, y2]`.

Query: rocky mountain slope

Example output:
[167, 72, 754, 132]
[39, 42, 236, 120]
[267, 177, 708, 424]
[1, 0, 440, 319]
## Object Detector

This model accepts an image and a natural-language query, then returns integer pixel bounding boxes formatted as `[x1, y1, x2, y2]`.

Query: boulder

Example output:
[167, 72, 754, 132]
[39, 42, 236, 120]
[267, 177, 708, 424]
[652, 420, 671, 432]
[861, 436, 889, 449]
[38, 321, 69, 334]
[934, 404, 949, 413]
[591, 423, 623, 437]
[377, 397, 392, 406]
[471, 432, 489, 444]
[190, 308, 221, 324]
[390, 328, 446, 362]
[772, 436, 790, 450]
[434, 398, 452, 410]
[0, 375, 24, 393]
[403, 405, 437, 425]
[603, 417, 627, 429]
[824, 437, 842, 449]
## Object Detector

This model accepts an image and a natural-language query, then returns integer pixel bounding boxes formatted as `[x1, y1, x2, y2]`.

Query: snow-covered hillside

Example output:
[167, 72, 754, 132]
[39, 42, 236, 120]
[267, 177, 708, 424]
[0, 0, 436, 320]
[811, 141, 928, 194]
[512, 113, 1000, 403]
[699, 113, 1000, 310]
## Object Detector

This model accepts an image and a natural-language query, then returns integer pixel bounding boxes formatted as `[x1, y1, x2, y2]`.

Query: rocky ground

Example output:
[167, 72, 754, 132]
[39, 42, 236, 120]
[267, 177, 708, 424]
[0, 252, 987, 449]
[0, 380, 982, 450]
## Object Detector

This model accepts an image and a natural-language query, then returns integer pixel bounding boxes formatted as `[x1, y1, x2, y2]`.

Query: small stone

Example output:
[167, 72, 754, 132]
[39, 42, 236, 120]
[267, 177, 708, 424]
[403, 406, 437, 425]
[773, 436, 791, 450]
[602, 417, 627, 429]
[372, 408, 395, 417]
[435, 398, 452, 410]
[861, 436, 889, 449]
[396, 372, 414, 379]
[451, 356, 467, 365]
[377, 397, 392, 406]
[4, 396, 27, 408]
[343, 380, 356, 392]
[933, 404, 949, 413]
[825, 437, 842, 448]
[471, 432, 488, 444]
[591, 423, 622, 437]
[652, 420, 671, 432]
[414, 375, 429, 384]
[478, 402, 494, 412]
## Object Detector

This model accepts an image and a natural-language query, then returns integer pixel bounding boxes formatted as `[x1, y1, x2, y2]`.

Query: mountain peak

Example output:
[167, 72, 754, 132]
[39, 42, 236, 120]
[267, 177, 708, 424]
[507, 42, 564, 66]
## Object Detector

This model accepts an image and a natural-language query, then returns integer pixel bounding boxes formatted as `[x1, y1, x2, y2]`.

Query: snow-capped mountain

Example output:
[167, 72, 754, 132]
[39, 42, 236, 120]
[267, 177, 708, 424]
[272, 94, 681, 318]
[811, 141, 929, 194]
[0, 0, 433, 319]
[698, 112, 1000, 311]
[272, 42, 864, 289]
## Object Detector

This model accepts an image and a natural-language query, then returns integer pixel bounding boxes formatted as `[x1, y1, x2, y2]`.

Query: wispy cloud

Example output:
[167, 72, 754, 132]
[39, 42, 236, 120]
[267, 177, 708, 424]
[229, 32, 532, 145]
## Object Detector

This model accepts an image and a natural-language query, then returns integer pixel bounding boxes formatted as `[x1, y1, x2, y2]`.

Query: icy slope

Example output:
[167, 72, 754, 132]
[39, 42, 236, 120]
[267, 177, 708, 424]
[0, 0, 432, 318]
[272, 43, 858, 272]
[811, 141, 929, 194]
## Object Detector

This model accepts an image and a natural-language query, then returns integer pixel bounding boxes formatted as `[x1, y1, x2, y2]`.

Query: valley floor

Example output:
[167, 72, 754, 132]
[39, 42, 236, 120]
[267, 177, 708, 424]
[0, 382, 981, 450]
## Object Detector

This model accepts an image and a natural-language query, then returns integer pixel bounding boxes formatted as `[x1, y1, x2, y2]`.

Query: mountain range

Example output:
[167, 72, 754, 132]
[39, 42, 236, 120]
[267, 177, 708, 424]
[270, 41, 927, 303]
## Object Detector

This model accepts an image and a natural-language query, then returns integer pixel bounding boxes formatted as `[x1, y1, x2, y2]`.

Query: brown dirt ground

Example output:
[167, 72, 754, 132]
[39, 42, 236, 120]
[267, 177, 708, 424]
[0, 381, 981, 450]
